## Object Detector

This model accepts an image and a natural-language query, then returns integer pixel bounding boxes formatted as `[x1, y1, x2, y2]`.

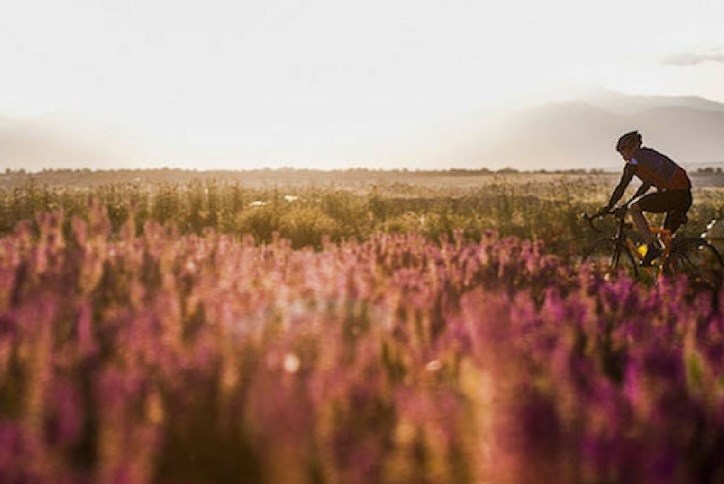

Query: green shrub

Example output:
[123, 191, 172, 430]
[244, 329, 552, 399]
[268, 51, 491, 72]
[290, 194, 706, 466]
[235, 204, 281, 244]
[279, 205, 340, 249]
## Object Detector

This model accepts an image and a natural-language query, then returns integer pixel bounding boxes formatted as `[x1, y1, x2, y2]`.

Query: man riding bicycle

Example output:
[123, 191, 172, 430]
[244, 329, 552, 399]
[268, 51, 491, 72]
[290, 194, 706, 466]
[600, 131, 692, 266]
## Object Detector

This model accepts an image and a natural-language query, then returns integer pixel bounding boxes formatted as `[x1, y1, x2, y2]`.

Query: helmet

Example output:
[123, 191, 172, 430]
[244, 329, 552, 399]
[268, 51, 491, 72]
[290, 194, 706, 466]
[616, 131, 642, 152]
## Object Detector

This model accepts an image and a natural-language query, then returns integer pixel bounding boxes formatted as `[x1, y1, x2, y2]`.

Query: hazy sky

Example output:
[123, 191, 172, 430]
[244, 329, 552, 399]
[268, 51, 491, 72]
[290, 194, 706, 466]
[2, 0, 724, 169]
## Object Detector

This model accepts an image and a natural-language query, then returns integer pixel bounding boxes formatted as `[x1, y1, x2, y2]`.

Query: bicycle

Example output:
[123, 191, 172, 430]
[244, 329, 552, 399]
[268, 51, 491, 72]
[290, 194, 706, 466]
[580, 209, 723, 290]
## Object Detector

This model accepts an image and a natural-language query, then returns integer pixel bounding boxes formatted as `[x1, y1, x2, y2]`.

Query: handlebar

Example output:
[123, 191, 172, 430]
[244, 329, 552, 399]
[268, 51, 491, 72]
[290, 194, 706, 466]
[581, 208, 626, 234]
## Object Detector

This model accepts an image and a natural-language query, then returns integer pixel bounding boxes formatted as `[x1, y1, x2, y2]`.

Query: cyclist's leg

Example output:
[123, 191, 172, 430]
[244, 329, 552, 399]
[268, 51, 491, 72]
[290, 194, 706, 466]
[662, 190, 692, 233]
[630, 192, 669, 244]
[629, 204, 656, 244]
[634, 191, 692, 265]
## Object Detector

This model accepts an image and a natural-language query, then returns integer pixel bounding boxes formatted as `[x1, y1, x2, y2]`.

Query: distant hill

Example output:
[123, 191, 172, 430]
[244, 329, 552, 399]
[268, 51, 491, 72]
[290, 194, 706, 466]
[631, 106, 724, 163]
[459, 93, 724, 170]
[0, 116, 144, 171]
[586, 89, 724, 116]
[3, 91, 724, 171]
[0, 115, 133, 171]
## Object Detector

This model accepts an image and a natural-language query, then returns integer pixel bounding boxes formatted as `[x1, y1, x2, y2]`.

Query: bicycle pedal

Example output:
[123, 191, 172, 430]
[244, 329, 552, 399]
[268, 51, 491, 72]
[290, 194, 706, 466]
[640, 244, 663, 266]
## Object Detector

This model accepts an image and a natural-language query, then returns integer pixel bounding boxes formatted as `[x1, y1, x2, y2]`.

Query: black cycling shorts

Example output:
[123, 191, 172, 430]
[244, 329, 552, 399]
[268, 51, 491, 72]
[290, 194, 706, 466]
[634, 190, 692, 231]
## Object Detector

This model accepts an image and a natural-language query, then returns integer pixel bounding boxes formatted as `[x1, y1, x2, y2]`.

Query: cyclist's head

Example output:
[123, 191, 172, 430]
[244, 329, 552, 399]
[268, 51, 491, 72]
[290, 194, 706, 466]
[616, 131, 642, 161]
[616, 131, 642, 152]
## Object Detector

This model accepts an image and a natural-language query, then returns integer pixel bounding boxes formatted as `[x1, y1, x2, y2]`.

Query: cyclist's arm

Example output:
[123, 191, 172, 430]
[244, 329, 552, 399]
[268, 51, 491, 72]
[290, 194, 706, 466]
[604, 164, 636, 210]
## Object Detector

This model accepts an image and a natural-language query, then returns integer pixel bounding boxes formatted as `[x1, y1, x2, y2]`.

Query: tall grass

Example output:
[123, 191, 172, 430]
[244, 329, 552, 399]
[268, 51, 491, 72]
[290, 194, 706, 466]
[1, 178, 721, 255]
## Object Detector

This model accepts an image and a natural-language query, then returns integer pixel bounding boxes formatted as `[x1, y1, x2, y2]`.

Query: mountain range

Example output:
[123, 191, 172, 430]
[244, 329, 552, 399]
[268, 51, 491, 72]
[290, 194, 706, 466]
[0, 114, 133, 171]
[2, 90, 724, 171]
[461, 90, 724, 170]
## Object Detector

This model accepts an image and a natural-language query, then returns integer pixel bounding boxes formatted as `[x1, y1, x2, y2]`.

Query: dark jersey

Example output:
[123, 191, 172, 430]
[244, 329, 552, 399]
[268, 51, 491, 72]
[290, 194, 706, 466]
[628, 147, 690, 190]
[606, 147, 691, 210]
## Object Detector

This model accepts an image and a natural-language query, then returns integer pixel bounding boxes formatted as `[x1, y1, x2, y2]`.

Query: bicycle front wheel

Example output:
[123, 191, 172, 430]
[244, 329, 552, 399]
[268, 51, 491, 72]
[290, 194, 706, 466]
[582, 238, 638, 278]
[668, 238, 723, 290]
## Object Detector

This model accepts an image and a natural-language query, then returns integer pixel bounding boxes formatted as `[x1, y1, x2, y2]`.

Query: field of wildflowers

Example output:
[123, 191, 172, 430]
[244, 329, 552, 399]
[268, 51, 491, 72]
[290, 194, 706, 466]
[0, 190, 722, 482]
[1, 172, 722, 256]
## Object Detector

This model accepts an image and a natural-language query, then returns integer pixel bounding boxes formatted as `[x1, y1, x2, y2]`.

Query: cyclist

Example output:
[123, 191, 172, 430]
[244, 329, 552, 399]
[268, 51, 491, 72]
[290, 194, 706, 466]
[600, 131, 692, 266]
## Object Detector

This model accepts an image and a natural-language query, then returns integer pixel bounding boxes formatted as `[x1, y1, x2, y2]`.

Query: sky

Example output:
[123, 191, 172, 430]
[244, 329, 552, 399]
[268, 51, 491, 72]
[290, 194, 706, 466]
[1, 0, 724, 169]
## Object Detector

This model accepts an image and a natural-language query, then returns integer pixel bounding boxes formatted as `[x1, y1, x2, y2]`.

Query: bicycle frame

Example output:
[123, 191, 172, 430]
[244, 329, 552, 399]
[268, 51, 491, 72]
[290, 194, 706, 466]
[584, 211, 673, 269]
[624, 226, 673, 263]
[612, 213, 635, 263]
[583, 211, 723, 287]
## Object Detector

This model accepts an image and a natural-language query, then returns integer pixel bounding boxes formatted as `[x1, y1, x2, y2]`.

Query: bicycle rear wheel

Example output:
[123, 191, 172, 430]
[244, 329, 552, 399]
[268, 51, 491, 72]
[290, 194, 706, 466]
[668, 238, 723, 290]
[582, 238, 638, 278]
